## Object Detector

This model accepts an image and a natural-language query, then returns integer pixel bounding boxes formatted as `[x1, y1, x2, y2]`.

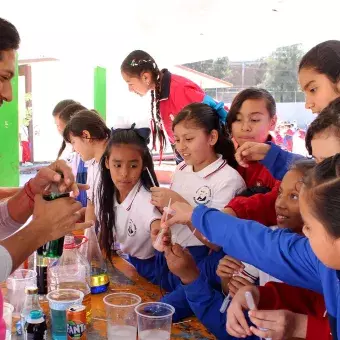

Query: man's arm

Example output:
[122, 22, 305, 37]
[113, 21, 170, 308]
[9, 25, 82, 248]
[7, 160, 88, 224]
[0, 187, 20, 201]
[0, 219, 45, 280]
[0, 194, 91, 281]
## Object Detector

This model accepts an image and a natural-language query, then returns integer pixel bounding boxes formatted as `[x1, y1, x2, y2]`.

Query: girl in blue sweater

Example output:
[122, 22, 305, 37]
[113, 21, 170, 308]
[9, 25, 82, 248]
[164, 153, 340, 340]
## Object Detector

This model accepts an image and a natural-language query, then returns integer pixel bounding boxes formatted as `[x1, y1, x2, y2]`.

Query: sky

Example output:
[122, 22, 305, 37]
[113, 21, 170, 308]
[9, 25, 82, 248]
[2, 0, 340, 67]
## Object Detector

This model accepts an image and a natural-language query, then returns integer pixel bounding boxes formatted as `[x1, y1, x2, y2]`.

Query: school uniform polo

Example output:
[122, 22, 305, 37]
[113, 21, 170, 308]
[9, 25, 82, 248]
[86, 159, 100, 217]
[170, 156, 245, 247]
[114, 181, 161, 260]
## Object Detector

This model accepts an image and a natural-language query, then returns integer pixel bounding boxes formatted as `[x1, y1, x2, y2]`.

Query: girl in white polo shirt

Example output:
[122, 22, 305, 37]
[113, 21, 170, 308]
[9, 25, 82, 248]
[63, 110, 110, 222]
[151, 103, 246, 261]
[150, 103, 246, 321]
[97, 125, 166, 283]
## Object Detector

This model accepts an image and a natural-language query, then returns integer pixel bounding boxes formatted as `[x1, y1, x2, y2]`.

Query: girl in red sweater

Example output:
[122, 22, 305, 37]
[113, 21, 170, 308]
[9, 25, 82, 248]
[121, 50, 227, 162]
[224, 88, 280, 226]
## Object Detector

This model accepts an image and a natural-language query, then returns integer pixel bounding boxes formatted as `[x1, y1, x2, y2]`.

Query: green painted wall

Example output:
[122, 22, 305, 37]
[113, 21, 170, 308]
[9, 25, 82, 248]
[94, 66, 107, 121]
[0, 58, 19, 186]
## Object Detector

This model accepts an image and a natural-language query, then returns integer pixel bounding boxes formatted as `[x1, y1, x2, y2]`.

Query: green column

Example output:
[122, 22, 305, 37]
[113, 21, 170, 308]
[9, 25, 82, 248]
[0, 57, 19, 186]
[94, 66, 107, 121]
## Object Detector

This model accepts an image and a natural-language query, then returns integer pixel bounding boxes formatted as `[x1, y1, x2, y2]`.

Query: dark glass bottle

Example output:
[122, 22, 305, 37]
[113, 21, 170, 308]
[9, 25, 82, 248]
[37, 178, 70, 258]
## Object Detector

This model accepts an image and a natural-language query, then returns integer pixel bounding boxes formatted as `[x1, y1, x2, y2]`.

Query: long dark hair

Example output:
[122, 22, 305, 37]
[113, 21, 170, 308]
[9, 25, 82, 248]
[227, 88, 276, 133]
[98, 127, 159, 261]
[172, 103, 237, 169]
[56, 103, 87, 158]
[305, 98, 340, 155]
[303, 154, 340, 238]
[121, 50, 166, 153]
[52, 99, 77, 117]
[63, 109, 110, 143]
[299, 40, 340, 85]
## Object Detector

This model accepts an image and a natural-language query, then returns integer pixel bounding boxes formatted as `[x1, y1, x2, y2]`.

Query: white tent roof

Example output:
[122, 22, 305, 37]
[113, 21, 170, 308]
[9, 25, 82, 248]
[2, 0, 340, 67]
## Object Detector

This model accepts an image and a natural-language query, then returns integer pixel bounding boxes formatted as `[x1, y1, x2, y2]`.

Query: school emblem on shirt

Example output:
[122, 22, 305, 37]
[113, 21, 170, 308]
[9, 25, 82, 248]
[170, 114, 175, 121]
[127, 219, 137, 237]
[194, 186, 212, 205]
[256, 180, 263, 187]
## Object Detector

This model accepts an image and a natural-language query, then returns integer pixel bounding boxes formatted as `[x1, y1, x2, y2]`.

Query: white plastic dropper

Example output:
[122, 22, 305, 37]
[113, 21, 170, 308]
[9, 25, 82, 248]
[245, 291, 272, 340]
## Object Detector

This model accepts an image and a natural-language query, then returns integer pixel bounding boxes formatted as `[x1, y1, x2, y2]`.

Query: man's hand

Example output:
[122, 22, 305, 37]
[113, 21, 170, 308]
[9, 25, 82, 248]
[30, 160, 89, 197]
[164, 243, 199, 284]
[235, 142, 271, 168]
[33, 194, 92, 244]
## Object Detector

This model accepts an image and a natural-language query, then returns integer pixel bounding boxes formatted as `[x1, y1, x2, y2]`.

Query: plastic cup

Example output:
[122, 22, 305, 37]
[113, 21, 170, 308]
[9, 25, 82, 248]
[103, 293, 141, 340]
[3, 302, 14, 340]
[47, 289, 84, 340]
[6, 269, 37, 317]
[135, 302, 175, 340]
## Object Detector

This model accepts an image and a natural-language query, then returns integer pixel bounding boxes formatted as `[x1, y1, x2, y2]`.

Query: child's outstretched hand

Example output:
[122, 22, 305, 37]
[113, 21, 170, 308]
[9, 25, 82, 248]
[227, 285, 259, 338]
[216, 255, 245, 295]
[235, 142, 271, 168]
[164, 243, 199, 284]
[150, 187, 183, 208]
[151, 227, 171, 252]
[217, 255, 245, 281]
[163, 201, 194, 227]
[228, 276, 253, 297]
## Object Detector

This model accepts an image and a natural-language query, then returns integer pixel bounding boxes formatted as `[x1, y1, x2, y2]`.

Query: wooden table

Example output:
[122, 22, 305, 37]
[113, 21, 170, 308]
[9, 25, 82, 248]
[8, 255, 215, 339]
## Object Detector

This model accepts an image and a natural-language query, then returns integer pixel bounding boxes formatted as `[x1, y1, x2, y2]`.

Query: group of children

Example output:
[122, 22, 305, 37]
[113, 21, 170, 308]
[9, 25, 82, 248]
[51, 39, 340, 339]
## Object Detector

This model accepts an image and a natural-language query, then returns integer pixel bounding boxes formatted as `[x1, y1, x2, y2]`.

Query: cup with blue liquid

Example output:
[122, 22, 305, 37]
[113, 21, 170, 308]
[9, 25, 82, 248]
[47, 289, 84, 340]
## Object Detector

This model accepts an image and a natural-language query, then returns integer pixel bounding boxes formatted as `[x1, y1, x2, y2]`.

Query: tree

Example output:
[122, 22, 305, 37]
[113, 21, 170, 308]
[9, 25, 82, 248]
[183, 56, 232, 81]
[262, 44, 304, 102]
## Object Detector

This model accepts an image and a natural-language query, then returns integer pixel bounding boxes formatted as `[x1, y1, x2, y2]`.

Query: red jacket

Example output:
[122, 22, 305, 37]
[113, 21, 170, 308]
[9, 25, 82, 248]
[258, 282, 330, 340]
[226, 162, 280, 226]
[159, 69, 205, 144]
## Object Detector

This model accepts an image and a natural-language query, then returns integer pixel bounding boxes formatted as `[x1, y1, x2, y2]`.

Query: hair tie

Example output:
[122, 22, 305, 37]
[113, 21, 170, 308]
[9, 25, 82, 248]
[130, 59, 153, 67]
[202, 94, 228, 124]
[110, 124, 151, 144]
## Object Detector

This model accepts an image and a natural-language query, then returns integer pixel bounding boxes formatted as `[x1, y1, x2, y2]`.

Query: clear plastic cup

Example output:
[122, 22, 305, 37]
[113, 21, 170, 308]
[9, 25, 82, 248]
[46, 289, 84, 340]
[6, 269, 37, 317]
[135, 302, 175, 340]
[103, 293, 141, 340]
[3, 302, 14, 340]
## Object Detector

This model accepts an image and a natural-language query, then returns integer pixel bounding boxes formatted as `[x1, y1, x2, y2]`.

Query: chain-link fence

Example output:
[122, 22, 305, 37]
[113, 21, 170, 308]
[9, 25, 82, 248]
[205, 88, 305, 104]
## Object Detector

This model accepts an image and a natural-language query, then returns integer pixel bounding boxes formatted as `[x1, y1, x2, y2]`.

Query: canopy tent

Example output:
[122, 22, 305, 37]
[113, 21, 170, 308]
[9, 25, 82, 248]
[2, 0, 340, 67]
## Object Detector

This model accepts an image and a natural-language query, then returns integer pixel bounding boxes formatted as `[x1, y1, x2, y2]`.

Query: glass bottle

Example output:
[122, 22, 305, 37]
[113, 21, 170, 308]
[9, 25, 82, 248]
[80, 225, 109, 294]
[48, 235, 92, 323]
[21, 286, 43, 338]
[37, 181, 69, 258]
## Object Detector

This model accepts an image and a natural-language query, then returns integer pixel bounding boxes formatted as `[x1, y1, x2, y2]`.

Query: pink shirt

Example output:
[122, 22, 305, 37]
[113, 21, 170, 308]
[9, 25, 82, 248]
[0, 291, 5, 340]
[0, 200, 23, 340]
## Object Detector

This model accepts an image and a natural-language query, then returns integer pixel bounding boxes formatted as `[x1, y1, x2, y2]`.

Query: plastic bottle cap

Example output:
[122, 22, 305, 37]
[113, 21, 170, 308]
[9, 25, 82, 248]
[30, 310, 43, 320]
[25, 286, 38, 295]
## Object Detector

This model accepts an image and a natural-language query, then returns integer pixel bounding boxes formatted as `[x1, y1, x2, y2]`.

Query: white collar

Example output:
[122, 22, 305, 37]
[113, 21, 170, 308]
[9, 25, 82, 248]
[183, 155, 227, 179]
[114, 181, 142, 211]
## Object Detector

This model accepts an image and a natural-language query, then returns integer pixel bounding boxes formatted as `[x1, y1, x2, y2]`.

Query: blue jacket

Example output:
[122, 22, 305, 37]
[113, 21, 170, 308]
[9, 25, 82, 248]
[261, 142, 304, 180]
[192, 205, 338, 340]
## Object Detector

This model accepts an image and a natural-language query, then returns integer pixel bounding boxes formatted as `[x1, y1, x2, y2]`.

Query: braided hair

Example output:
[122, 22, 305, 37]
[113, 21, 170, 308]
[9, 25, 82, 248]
[121, 50, 167, 156]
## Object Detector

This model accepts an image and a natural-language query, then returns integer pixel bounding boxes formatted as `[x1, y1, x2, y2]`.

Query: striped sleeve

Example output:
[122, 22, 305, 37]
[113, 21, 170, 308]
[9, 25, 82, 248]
[0, 245, 13, 281]
[0, 201, 23, 240]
